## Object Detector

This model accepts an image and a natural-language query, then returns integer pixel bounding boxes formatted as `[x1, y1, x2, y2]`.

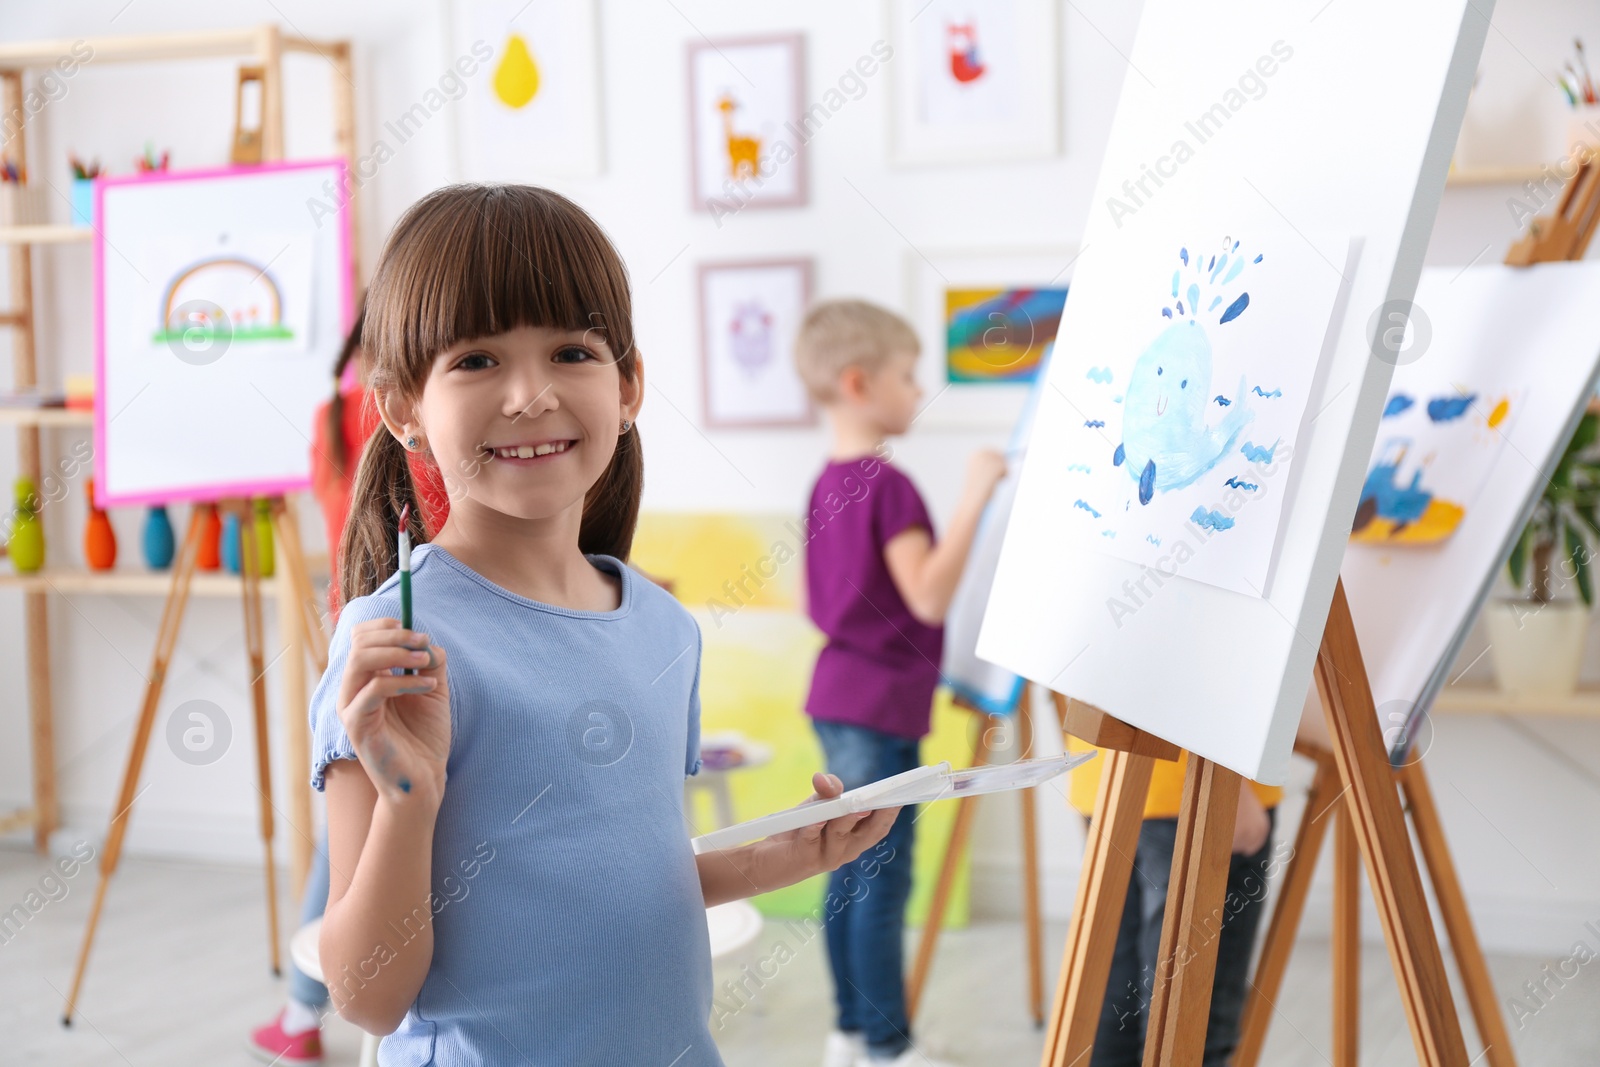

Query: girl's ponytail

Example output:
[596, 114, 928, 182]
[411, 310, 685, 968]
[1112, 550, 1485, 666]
[338, 426, 425, 607]
[580, 419, 642, 563]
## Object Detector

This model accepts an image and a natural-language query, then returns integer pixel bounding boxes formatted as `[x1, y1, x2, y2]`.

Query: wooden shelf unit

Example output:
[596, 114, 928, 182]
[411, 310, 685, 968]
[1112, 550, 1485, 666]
[1, 24, 357, 895]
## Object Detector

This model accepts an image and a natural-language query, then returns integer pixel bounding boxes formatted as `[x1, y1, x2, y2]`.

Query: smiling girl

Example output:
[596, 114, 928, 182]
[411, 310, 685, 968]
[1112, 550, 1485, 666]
[311, 184, 897, 1066]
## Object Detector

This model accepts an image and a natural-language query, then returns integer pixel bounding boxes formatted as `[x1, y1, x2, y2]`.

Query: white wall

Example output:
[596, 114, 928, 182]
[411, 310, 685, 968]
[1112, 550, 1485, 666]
[3, 0, 1599, 958]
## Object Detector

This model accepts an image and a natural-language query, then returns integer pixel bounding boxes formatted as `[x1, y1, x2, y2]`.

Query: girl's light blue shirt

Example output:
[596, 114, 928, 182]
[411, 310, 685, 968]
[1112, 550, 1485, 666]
[310, 543, 722, 1066]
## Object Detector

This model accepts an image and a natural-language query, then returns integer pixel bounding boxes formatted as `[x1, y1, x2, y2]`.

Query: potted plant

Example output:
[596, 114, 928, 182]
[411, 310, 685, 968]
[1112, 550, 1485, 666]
[1486, 411, 1600, 696]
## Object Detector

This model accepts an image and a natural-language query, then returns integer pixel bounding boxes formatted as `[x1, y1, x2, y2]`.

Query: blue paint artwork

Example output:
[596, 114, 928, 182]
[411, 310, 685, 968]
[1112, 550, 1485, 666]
[1190, 507, 1236, 532]
[1251, 386, 1281, 398]
[1073, 499, 1102, 519]
[1224, 476, 1259, 491]
[1085, 419, 1105, 428]
[1214, 395, 1231, 406]
[1383, 394, 1415, 418]
[1066, 464, 1092, 473]
[1240, 440, 1278, 463]
[1426, 394, 1476, 422]
[1086, 366, 1113, 384]
[1219, 292, 1250, 324]
[1114, 321, 1254, 505]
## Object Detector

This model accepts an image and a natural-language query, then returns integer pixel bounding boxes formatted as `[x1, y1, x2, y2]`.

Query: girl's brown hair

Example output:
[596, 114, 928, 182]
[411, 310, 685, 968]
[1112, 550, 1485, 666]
[339, 184, 643, 607]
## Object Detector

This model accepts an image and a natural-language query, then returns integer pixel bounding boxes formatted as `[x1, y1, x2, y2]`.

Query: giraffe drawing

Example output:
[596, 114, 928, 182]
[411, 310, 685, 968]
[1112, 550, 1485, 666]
[716, 93, 763, 180]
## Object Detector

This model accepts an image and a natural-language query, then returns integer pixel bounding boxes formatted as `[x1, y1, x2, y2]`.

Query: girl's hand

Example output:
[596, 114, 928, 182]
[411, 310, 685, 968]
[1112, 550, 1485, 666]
[337, 617, 451, 806]
[768, 773, 900, 876]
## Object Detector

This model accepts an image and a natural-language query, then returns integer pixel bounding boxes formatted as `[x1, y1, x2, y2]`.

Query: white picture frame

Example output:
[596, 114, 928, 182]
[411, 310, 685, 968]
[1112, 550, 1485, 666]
[888, 0, 1061, 166]
[697, 259, 815, 429]
[687, 34, 808, 214]
[905, 246, 1077, 430]
[451, 0, 604, 179]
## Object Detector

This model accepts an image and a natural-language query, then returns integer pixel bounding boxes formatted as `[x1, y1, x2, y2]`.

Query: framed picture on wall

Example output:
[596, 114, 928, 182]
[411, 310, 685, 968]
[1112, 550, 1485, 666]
[888, 0, 1060, 166]
[687, 34, 808, 214]
[906, 247, 1077, 428]
[451, 0, 604, 178]
[698, 259, 815, 429]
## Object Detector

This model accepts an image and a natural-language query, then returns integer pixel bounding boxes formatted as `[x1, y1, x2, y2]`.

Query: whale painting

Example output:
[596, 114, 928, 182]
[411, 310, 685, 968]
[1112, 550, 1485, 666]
[1114, 320, 1255, 504]
[1046, 226, 1350, 597]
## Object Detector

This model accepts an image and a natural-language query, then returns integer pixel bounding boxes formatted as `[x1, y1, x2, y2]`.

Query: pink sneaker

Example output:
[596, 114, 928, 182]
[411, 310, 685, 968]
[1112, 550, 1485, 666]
[248, 1008, 323, 1066]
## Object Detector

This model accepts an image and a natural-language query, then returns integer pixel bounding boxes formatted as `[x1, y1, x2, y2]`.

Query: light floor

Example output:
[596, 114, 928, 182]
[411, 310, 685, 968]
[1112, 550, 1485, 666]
[1, 845, 1592, 1066]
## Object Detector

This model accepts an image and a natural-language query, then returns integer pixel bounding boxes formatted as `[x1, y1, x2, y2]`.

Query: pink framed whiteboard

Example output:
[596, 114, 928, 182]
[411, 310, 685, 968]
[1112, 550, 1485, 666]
[94, 159, 354, 506]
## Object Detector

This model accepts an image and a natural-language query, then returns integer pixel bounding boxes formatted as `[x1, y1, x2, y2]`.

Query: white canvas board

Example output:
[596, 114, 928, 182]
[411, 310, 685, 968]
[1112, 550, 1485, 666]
[975, 0, 1492, 784]
[1343, 262, 1600, 735]
[96, 162, 352, 506]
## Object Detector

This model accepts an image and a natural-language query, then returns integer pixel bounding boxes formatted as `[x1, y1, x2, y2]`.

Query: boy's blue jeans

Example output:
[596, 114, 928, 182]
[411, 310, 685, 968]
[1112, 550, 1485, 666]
[1091, 809, 1277, 1067]
[812, 719, 921, 1061]
[290, 839, 332, 1008]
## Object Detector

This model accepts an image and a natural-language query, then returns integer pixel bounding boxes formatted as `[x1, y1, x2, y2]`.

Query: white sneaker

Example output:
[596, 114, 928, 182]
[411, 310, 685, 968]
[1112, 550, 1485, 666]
[863, 1047, 961, 1067]
[822, 1030, 865, 1067]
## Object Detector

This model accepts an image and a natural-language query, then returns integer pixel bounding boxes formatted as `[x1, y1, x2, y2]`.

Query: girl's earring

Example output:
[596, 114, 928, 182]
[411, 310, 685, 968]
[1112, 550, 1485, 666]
[619, 419, 632, 434]
[404, 435, 419, 450]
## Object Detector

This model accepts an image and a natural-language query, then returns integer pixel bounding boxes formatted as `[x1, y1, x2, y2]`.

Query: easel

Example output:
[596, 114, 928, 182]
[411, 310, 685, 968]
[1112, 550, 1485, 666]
[1232, 142, 1600, 1067]
[61, 496, 326, 1024]
[1040, 580, 1472, 1066]
[906, 684, 1068, 1027]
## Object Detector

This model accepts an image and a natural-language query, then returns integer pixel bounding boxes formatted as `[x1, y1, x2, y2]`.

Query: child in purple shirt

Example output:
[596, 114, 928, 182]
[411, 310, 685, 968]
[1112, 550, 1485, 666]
[793, 300, 1006, 1067]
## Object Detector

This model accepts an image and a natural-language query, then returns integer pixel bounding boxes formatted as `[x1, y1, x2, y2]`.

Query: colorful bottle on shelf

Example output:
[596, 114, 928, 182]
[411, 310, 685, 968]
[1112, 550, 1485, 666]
[143, 504, 175, 570]
[83, 478, 117, 570]
[8, 477, 44, 574]
[253, 498, 275, 578]
[221, 511, 242, 575]
[197, 503, 221, 571]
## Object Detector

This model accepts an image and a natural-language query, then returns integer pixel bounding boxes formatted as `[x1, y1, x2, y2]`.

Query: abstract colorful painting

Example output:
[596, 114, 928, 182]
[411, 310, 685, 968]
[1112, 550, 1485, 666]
[1051, 226, 1349, 598]
[944, 286, 1066, 383]
[1351, 387, 1522, 545]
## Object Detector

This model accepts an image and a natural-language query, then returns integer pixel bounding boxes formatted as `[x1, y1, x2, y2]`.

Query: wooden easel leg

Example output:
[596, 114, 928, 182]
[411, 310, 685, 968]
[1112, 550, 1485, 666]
[62, 509, 204, 1024]
[1332, 800, 1361, 1067]
[27, 590, 57, 852]
[1141, 756, 1241, 1067]
[1017, 688, 1046, 1028]
[1317, 579, 1467, 1065]
[272, 498, 323, 896]
[237, 503, 282, 976]
[1042, 748, 1156, 1067]
[273, 497, 328, 671]
[1234, 746, 1343, 1067]
[906, 713, 995, 1020]
[1398, 758, 1518, 1067]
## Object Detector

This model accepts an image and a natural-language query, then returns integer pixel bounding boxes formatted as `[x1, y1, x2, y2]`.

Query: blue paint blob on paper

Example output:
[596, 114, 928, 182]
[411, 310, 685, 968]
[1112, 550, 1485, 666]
[1426, 394, 1476, 422]
[1213, 395, 1231, 406]
[1066, 463, 1092, 474]
[1084, 419, 1105, 428]
[1240, 440, 1278, 463]
[1074, 499, 1102, 519]
[1146, 534, 1162, 546]
[1251, 385, 1282, 398]
[1383, 394, 1415, 418]
[1219, 292, 1250, 324]
[1224, 476, 1259, 491]
[1190, 507, 1236, 532]
[1086, 366, 1113, 384]
[1180, 247, 1189, 266]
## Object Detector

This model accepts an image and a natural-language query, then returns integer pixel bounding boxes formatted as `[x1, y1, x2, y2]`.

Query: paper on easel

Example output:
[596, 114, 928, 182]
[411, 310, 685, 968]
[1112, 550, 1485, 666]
[690, 753, 1092, 854]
